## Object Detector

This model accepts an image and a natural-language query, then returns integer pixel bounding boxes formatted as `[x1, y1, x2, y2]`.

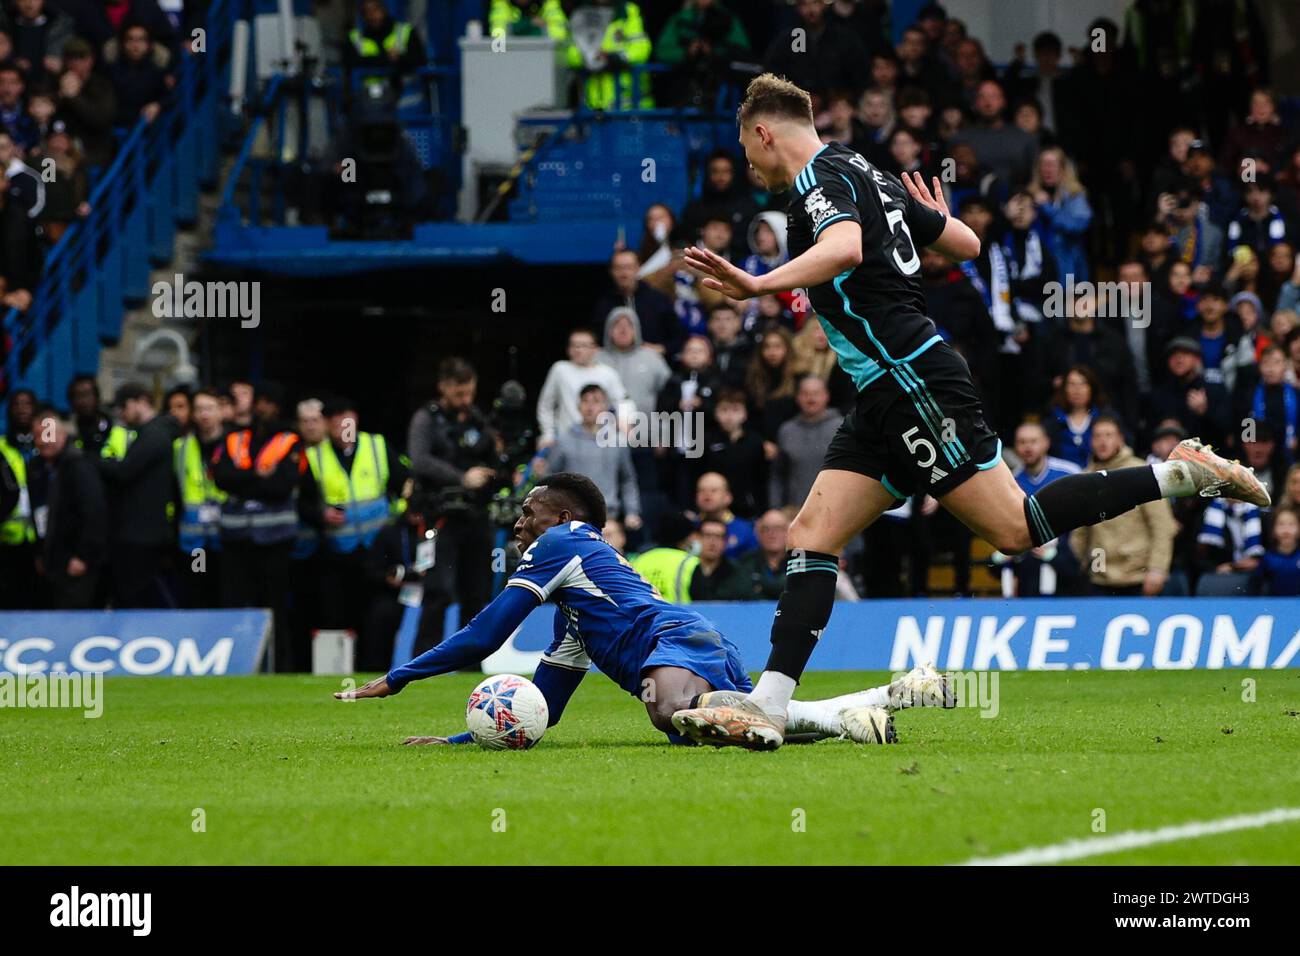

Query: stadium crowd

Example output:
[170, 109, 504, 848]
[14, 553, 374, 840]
[3, 1, 1300, 673]
[0, 0, 201, 381]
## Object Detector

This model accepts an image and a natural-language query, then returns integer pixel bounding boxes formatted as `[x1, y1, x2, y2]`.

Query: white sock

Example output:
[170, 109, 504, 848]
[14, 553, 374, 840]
[820, 685, 892, 711]
[786, 700, 845, 738]
[1152, 461, 1196, 498]
[749, 671, 797, 717]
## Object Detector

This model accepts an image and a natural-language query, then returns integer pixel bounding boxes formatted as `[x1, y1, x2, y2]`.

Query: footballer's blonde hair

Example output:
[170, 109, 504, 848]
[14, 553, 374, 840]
[737, 73, 814, 128]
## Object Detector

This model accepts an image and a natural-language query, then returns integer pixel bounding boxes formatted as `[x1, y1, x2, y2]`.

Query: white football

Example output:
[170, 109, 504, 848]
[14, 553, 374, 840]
[465, 674, 549, 750]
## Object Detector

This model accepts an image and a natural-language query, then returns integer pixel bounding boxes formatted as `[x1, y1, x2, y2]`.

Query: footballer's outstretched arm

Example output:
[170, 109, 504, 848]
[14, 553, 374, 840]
[334, 586, 540, 700]
[684, 219, 862, 298]
[901, 171, 980, 261]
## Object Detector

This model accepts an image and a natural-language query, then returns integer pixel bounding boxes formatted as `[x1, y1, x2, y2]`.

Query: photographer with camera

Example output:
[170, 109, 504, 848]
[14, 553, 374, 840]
[405, 358, 499, 656]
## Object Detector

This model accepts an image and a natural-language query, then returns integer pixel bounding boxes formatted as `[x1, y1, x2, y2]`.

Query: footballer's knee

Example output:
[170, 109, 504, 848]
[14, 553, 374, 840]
[646, 698, 682, 735]
[787, 514, 835, 555]
[992, 516, 1034, 556]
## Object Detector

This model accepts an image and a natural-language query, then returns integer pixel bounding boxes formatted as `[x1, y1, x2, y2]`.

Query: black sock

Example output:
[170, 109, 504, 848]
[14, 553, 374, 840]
[765, 549, 839, 681]
[1024, 466, 1162, 546]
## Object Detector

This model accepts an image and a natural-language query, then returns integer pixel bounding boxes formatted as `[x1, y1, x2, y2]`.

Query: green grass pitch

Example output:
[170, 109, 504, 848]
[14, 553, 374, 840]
[4, 670, 1299, 865]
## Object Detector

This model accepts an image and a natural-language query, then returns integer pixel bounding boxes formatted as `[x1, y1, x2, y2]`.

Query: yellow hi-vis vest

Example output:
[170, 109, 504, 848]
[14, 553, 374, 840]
[101, 424, 136, 460]
[0, 437, 33, 545]
[489, 0, 569, 42]
[173, 434, 227, 552]
[630, 547, 697, 604]
[565, 1, 653, 110]
[306, 433, 391, 553]
[349, 21, 414, 60]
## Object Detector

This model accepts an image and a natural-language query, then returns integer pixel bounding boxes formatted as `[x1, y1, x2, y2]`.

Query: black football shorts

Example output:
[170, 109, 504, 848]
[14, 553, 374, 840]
[822, 340, 1003, 499]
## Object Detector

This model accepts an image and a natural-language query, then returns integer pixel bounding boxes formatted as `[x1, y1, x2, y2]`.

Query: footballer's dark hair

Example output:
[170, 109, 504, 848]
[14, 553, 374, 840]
[539, 472, 607, 528]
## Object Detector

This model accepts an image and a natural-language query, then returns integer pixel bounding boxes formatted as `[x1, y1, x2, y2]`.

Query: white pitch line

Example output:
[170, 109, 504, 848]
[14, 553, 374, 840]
[961, 807, 1300, 866]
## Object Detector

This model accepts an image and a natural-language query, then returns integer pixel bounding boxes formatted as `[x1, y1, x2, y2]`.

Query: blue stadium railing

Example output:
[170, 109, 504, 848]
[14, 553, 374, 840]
[0, 0, 238, 411]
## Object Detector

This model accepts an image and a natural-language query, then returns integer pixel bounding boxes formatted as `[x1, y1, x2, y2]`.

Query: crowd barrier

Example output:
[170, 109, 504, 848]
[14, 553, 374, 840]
[3, 598, 1298, 677]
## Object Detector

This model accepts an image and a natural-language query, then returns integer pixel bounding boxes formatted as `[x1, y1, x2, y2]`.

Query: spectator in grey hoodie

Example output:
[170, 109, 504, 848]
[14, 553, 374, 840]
[545, 384, 642, 533]
[596, 306, 671, 416]
[769, 376, 844, 510]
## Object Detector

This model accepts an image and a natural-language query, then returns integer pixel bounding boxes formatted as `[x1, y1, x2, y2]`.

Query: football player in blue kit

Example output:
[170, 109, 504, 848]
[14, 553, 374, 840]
[336, 472, 950, 745]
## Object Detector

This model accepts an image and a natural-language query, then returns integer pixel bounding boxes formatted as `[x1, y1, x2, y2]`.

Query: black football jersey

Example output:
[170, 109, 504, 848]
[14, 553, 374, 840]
[785, 141, 948, 390]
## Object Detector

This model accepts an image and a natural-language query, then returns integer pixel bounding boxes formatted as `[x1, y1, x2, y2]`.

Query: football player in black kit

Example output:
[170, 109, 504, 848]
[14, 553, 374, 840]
[672, 74, 1270, 750]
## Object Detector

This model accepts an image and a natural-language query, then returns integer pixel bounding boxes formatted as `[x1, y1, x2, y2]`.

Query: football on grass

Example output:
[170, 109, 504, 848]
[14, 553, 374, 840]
[466, 675, 549, 750]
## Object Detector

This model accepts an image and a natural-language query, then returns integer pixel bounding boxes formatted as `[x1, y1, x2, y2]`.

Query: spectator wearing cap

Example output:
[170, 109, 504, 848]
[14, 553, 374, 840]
[32, 405, 107, 609]
[57, 37, 115, 166]
[96, 382, 181, 607]
[301, 396, 408, 659]
[1180, 138, 1239, 233]
[211, 381, 309, 671]
[1147, 337, 1232, 449]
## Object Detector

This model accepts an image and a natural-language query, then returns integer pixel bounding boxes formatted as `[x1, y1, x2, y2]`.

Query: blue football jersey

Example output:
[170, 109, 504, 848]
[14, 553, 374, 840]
[508, 521, 712, 694]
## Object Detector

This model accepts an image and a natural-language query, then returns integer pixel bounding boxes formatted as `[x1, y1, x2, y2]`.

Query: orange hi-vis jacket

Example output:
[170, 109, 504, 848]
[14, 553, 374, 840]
[216, 429, 306, 545]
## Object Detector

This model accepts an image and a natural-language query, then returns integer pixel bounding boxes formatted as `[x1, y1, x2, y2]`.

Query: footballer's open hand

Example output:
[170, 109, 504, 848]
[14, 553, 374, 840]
[902, 170, 950, 217]
[683, 244, 761, 299]
[335, 676, 393, 700]
[402, 735, 454, 745]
